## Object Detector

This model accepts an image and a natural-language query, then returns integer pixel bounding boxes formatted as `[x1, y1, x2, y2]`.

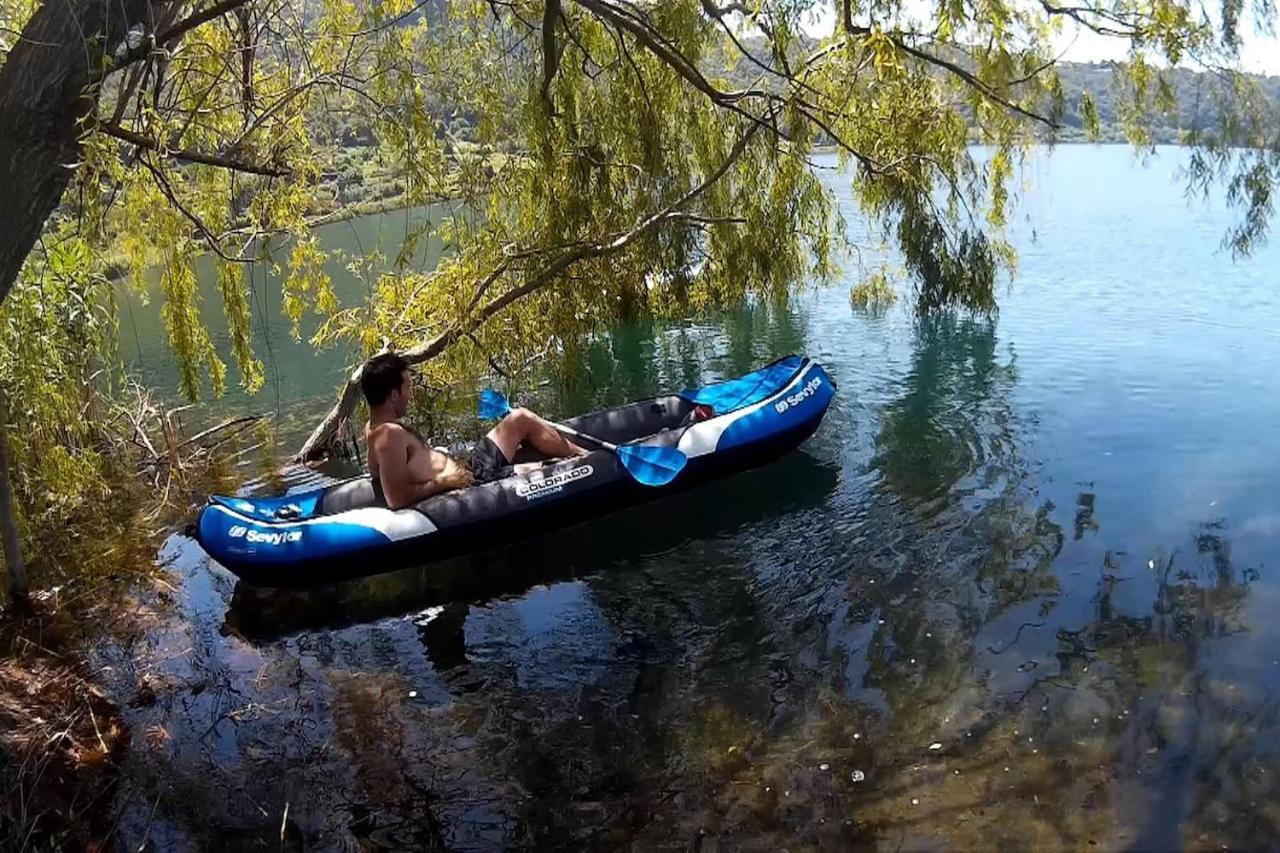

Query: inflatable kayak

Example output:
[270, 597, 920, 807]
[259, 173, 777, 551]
[195, 354, 835, 586]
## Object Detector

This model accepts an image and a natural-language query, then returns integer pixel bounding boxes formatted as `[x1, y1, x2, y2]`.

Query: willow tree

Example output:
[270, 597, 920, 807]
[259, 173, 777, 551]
[290, 0, 1280, 458]
[0, 0, 1277, 578]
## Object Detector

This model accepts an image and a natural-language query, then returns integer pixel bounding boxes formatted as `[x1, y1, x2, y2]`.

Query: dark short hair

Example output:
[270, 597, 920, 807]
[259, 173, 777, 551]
[361, 352, 410, 406]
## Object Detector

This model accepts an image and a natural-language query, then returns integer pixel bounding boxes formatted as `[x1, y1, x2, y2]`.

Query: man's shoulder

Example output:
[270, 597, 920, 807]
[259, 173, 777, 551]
[368, 421, 411, 446]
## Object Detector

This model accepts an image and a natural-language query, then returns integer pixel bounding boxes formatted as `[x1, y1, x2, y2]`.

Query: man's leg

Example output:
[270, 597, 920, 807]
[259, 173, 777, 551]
[486, 407, 587, 461]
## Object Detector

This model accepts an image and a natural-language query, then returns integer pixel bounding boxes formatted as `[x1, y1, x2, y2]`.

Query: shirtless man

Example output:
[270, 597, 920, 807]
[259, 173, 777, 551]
[361, 353, 586, 510]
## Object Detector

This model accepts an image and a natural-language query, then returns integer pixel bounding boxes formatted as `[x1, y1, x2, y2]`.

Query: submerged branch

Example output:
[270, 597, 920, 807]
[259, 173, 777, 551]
[177, 415, 263, 452]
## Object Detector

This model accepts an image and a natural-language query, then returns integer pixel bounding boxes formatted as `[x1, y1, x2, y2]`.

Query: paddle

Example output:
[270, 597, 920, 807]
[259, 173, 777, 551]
[478, 388, 687, 487]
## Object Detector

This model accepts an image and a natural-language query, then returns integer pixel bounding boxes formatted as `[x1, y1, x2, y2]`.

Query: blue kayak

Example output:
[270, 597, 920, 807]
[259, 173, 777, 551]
[195, 355, 835, 586]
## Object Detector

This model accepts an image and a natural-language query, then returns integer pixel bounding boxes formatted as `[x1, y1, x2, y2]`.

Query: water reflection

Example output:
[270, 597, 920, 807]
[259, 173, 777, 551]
[872, 313, 1018, 505]
[553, 301, 809, 418]
[102, 272, 1280, 846]
[824, 312, 1260, 847]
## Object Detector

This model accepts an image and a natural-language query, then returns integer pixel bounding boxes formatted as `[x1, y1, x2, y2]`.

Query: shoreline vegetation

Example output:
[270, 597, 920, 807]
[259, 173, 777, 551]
[0, 403, 273, 848]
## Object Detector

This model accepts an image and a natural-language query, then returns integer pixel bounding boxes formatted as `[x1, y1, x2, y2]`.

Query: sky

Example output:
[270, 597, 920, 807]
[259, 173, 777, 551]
[799, 3, 1280, 76]
[1063, 24, 1280, 75]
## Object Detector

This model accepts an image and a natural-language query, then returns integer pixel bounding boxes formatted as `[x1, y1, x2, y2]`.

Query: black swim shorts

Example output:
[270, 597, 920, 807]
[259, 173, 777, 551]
[468, 436, 514, 484]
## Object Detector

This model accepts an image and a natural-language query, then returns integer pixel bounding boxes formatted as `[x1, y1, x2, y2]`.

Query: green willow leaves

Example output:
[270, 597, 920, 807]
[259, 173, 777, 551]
[0, 0, 1276, 460]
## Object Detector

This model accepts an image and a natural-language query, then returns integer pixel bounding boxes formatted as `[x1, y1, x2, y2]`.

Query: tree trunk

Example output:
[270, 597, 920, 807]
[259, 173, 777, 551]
[296, 372, 364, 463]
[0, 0, 154, 603]
[0, 0, 153, 301]
[0, 386, 27, 607]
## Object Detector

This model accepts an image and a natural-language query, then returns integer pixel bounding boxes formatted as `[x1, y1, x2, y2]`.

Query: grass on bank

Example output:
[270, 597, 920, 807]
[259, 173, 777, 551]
[0, 400, 273, 850]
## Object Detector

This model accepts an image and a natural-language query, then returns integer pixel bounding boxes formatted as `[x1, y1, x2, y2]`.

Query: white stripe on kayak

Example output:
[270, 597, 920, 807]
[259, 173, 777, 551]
[678, 360, 813, 459]
[208, 503, 437, 541]
[333, 506, 438, 539]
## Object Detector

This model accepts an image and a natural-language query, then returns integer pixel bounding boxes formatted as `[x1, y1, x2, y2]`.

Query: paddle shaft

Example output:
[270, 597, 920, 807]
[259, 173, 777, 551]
[547, 419, 619, 453]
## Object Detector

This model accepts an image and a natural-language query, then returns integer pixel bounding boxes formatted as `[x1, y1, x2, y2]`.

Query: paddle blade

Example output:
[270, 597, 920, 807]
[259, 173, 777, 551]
[615, 444, 687, 487]
[478, 388, 512, 420]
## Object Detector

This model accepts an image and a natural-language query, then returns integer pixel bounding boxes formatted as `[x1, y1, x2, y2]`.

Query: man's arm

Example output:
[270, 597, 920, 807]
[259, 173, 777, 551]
[371, 429, 473, 510]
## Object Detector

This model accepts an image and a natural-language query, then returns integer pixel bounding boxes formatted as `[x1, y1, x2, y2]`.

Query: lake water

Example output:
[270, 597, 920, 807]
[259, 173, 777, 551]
[105, 146, 1280, 849]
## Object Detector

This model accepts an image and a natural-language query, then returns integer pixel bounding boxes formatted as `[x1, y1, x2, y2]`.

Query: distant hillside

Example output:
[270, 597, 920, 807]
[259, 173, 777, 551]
[1052, 61, 1280, 142]
[711, 38, 1280, 144]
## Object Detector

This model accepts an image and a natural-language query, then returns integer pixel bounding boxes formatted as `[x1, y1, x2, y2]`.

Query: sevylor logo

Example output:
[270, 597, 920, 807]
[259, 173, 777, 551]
[516, 464, 594, 500]
[228, 525, 302, 545]
[774, 376, 823, 414]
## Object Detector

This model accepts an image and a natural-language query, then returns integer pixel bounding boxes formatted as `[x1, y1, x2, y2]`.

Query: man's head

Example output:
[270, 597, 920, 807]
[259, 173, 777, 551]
[361, 352, 412, 417]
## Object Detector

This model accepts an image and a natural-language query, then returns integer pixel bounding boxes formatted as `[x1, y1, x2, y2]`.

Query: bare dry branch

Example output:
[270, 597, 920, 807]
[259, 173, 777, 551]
[95, 119, 289, 176]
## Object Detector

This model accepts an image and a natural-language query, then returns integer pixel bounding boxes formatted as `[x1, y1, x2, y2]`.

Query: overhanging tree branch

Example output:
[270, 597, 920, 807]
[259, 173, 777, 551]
[837, 15, 1059, 130]
[571, 0, 770, 106]
[161, 0, 254, 46]
[295, 121, 764, 462]
[896, 38, 1059, 130]
[96, 119, 289, 176]
[138, 157, 257, 264]
[566, 0, 898, 176]
[1036, 0, 1146, 37]
[96, 0, 255, 81]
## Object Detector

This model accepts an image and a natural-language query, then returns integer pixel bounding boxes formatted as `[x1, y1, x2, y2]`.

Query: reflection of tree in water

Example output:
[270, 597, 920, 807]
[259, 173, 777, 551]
[855, 310, 1058, 729]
[1073, 491, 1098, 540]
[203, 295, 819, 846]
[406, 498, 1266, 849]
[456, 569, 780, 845]
[721, 513, 1260, 849]
[837, 311, 1265, 847]
[627, 504, 1263, 849]
[436, 307, 1056, 847]
[1048, 521, 1264, 850]
[420, 455, 839, 845]
[218, 449, 838, 843]
[560, 307, 1074, 847]
[550, 299, 807, 417]
[872, 313, 1017, 503]
[562, 312, 1264, 849]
